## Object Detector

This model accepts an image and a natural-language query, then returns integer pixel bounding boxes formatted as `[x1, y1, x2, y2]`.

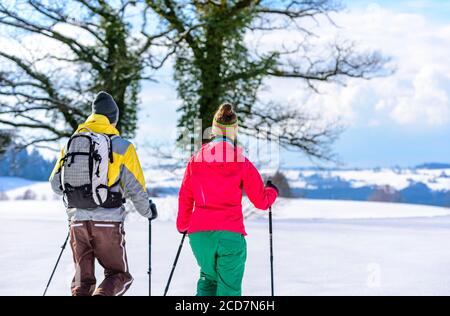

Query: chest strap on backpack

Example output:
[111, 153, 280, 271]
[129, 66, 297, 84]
[63, 152, 91, 167]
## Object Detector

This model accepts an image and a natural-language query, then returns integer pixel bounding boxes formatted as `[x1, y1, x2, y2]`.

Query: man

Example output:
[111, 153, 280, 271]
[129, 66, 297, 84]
[50, 91, 155, 296]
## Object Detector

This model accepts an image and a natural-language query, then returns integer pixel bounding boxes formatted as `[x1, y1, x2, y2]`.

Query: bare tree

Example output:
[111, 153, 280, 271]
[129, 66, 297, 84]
[269, 170, 292, 197]
[17, 189, 37, 201]
[369, 185, 402, 203]
[0, 129, 13, 156]
[0, 191, 9, 201]
[0, 0, 171, 148]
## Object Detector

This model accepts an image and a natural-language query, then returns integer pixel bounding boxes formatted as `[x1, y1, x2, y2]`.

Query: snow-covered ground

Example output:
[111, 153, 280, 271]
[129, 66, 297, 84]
[1, 198, 450, 296]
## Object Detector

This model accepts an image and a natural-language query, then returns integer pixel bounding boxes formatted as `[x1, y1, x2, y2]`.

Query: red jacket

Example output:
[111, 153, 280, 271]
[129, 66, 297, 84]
[177, 140, 278, 236]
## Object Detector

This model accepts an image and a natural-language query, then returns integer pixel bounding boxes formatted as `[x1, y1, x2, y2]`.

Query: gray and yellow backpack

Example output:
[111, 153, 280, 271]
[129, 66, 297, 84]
[60, 128, 122, 209]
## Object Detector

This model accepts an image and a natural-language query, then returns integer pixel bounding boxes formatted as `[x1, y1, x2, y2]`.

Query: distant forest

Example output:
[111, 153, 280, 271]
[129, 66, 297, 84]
[0, 149, 55, 181]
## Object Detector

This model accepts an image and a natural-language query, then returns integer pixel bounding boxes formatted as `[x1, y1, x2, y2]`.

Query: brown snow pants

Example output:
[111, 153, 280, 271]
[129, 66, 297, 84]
[69, 221, 133, 296]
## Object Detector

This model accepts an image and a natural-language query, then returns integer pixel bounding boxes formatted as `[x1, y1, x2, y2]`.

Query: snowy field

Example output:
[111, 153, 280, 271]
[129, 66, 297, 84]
[1, 198, 450, 296]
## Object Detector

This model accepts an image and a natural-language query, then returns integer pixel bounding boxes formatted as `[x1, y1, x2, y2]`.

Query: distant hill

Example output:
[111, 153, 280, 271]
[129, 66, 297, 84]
[415, 163, 450, 170]
[1, 154, 449, 208]
[145, 165, 450, 207]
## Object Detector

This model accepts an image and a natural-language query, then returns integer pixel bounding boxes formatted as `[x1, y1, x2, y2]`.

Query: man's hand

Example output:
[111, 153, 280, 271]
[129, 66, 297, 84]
[148, 199, 158, 221]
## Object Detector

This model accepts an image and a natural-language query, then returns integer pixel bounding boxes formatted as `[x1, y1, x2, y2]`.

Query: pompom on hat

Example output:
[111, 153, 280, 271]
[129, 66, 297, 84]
[211, 103, 238, 141]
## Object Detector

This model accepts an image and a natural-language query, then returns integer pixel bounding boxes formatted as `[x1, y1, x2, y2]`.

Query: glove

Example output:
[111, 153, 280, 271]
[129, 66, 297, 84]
[266, 180, 279, 195]
[148, 199, 158, 221]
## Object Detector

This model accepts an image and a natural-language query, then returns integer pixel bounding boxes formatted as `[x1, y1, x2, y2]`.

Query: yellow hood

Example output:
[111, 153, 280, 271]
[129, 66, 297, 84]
[75, 114, 120, 136]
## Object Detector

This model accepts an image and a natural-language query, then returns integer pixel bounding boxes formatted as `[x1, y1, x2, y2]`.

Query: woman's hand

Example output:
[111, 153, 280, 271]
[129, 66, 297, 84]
[266, 180, 279, 195]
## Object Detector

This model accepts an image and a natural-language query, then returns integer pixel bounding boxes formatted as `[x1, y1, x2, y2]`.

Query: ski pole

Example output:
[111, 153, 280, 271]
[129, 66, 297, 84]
[148, 199, 158, 297]
[43, 232, 70, 296]
[148, 218, 152, 296]
[266, 180, 276, 296]
[269, 205, 275, 296]
[164, 232, 187, 296]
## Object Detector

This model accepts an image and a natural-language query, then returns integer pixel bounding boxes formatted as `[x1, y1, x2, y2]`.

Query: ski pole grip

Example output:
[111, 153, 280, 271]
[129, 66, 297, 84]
[266, 179, 279, 196]
[149, 199, 158, 221]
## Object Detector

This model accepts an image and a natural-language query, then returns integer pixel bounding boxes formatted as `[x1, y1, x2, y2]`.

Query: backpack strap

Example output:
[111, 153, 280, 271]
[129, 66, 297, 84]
[107, 135, 119, 164]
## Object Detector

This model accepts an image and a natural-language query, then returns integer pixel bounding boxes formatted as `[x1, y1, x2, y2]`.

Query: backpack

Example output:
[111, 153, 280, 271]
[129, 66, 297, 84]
[60, 128, 123, 209]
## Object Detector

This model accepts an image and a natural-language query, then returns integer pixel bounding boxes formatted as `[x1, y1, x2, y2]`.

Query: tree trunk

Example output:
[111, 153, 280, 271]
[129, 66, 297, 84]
[198, 24, 224, 141]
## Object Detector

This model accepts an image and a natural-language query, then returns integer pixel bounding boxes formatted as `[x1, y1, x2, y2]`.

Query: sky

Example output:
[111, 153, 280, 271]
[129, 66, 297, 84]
[136, 0, 450, 168]
[1, 1, 449, 169]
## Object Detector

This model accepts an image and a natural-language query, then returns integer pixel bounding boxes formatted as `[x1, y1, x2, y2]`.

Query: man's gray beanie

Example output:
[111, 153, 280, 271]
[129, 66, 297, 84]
[92, 91, 119, 124]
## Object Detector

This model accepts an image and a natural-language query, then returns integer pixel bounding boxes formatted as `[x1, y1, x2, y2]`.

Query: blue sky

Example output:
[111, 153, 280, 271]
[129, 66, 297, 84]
[330, 0, 450, 168]
[135, 0, 450, 168]
[350, 0, 450, 22]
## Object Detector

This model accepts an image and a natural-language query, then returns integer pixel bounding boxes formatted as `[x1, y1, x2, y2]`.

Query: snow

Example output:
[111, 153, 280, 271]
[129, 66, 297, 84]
[287, 179, 311, 189]
[427, 177, 450, 192]
[145, 169, 184, 189]
[1, 198, 450, 296]
[332, 169, 413, 189]
[326, 168, 450, 191]
[274, 168, 450, 191]
[4, 182, 60, 201]
[272, 199, 450, 220]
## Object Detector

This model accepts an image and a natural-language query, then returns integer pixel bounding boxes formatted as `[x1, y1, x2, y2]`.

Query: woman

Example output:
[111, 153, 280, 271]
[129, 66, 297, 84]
[177, 103, 279, 296]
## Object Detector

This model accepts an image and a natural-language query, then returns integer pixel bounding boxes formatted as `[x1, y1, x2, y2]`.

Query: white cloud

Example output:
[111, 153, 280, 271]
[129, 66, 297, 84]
[333, 5, 450, 127]
[387, 67, 450, 125]
[254, 4, 450, 128]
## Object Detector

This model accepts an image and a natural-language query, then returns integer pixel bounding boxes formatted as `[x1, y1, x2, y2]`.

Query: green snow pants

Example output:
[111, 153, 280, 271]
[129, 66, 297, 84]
[189, 231, 247, 296]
